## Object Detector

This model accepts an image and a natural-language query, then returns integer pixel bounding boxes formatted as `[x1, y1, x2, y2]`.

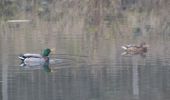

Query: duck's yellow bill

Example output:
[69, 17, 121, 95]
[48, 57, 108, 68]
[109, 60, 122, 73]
[50, 48, 56, 53]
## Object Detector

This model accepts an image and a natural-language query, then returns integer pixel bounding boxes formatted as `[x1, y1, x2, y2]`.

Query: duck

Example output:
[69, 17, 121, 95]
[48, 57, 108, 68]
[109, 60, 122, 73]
[18, 48, 52, 72]
[121, 42, 149, 55]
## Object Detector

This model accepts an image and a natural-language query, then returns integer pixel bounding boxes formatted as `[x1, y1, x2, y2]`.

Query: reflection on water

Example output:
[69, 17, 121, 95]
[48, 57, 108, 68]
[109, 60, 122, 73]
[132, 57, 139, 99]
[2, 33, 8, 100]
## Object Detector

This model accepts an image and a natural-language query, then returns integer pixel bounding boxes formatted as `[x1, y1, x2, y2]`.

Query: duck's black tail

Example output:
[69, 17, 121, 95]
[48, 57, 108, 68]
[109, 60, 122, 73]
[18, 54, 26, 62]
[18, 54, 27, 66]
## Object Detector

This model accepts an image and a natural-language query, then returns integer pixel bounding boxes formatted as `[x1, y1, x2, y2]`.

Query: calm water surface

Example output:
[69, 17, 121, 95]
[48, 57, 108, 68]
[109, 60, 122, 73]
[1, 23, 170, 100]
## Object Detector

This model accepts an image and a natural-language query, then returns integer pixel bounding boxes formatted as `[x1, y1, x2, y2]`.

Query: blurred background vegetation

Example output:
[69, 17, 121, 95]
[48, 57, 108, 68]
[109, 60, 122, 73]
[1, 0, 170, 39]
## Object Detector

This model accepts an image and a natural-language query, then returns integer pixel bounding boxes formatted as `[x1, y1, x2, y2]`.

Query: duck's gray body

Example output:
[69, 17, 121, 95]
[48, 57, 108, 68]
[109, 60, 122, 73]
[19, 53, 49, 67]
[19, 53, 59, 67]
[23, 57, 46, 66]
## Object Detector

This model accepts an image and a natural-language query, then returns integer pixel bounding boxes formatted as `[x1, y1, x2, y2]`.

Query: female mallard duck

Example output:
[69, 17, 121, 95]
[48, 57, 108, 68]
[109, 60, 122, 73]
[18, 48, 52, 72]
[121, 42, 149, 55]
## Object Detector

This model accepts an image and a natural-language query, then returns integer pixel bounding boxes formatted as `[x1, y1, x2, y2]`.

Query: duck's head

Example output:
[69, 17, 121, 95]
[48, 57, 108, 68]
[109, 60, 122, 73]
[42, 48, 51, 57]
[140, 42, 149, 48]
[139, 42, 149, 53]
[42, 48, 56, 57]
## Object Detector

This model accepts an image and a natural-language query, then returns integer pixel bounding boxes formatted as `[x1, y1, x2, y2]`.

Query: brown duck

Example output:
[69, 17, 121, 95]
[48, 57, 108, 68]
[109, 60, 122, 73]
[121, 42, 149, 55]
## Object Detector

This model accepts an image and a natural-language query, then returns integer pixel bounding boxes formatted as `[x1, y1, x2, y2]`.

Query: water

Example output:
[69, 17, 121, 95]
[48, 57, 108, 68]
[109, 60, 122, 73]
[1, 30, 170, 100]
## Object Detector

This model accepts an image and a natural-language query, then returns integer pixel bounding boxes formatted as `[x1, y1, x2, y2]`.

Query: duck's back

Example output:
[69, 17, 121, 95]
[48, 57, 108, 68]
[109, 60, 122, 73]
[23, 53, 42, 58]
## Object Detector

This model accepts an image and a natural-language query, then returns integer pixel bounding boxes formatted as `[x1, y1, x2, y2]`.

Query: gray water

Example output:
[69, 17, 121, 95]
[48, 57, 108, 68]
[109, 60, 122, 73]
[1, 23, 170, 100]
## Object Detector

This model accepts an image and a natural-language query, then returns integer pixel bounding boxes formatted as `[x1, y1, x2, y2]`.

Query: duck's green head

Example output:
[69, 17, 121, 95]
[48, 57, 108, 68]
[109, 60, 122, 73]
[42, 48, 51, 57]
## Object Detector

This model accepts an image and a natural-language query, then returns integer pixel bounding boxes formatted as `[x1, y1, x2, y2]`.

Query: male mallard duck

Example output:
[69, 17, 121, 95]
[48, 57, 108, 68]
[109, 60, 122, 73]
[121, 42, 149, 55]
[18, 48, 52, 72]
